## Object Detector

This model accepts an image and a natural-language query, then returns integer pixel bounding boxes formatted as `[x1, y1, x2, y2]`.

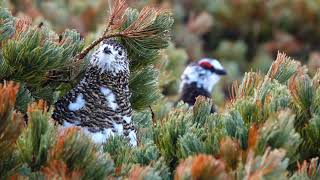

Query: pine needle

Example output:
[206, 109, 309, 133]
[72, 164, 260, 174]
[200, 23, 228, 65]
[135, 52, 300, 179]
[267, 52, 301, 84]
[122, 7, 158, 37]
[105, 0, 128, 34]
[75, 0, 173, 62]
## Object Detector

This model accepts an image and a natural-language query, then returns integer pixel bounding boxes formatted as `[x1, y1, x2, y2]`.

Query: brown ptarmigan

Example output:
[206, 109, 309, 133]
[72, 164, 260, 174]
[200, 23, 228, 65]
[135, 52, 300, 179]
[52, 39, 137, 146]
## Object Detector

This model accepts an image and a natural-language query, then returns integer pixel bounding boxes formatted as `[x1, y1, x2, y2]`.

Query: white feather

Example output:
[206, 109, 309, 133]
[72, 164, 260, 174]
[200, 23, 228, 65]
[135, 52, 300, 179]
[83, 128, 114, 144]
[123, 116, 132, 123]
[61, 122, 136, 146]
[100, 87, 118, 110]
[180, 58, 225, 93]
[61, 121, 114, 144]
[90, 43, 127, 73]
[113, 122, 123, 134]
[63, 121, 73, 127]
[128, 130, 137, 146]
[68, 93, 85, 111]
[63, 120, 81, 127]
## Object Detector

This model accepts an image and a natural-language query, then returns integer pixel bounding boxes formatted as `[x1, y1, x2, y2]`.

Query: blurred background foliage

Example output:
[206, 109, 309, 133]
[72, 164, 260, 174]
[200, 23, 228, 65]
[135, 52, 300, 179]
[3, 0, 320, 105]
[1, 0, 320, 179]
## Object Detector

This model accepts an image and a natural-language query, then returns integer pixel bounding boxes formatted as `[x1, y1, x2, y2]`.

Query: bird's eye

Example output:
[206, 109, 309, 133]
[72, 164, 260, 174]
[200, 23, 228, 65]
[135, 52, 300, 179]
[118, 51, 123, 56]
[104, 47, 112, 54]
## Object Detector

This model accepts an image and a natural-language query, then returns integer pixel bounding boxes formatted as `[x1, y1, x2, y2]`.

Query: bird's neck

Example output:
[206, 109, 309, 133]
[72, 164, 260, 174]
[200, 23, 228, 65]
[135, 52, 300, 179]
[179, 82, 211, 106]
[84, 66, 130, 89]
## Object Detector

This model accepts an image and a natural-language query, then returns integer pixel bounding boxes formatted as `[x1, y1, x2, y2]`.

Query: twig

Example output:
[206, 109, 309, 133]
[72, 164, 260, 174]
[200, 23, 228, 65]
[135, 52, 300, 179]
[74, 33, 120, 61]
[74, 0, 168, 62]
[74, 26, 158, 61]
[103, 0, 128, 36]
[75, 0, 129, 61]
[104, 0, 113, 35]
[149, 106, 156, 126]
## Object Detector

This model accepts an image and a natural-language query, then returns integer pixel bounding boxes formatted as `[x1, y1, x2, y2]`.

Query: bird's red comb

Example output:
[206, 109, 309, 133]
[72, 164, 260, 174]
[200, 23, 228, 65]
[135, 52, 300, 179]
[198, 61, 214, 70]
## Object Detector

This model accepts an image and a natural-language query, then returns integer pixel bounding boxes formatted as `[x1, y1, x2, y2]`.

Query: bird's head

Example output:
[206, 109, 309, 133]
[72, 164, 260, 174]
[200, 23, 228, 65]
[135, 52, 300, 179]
[90, 39, 129, 73]
[180, 58, 227, 93]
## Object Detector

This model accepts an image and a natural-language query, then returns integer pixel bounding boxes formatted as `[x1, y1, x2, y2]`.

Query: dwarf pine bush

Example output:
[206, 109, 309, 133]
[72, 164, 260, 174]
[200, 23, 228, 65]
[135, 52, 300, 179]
[0, 1, 319, 179]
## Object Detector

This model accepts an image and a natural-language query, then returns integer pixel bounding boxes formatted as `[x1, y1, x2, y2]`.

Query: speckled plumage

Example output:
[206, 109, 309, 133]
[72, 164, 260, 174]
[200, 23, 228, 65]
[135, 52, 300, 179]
[179, 58, 227, 109]
[53, 39, 137, 146]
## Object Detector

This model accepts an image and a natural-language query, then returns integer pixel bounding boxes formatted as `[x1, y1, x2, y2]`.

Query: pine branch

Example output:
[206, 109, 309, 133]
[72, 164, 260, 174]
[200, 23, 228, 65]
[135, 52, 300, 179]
[75, 0, 173, 63]
[49, 127, 114, 179]
[243, 148, 288, 180]
[128, 158, 170, 180]
[266, 52, 301, 84]
[288, 72, 313, 113]
[103, 135, 135, 177]
[129, 67, 161, 110]
[292, 157, 320, 179]
[299, 115, 320, 159]
[311, 86, 320, 116]
[17, 100, 56, 171]
[131, 141, 160, 165]
[177, 132, 206, 159]
[15, 83, 33, 113]
[193, 96, 213, 126]
[41, 160, 82, 179]
[175, 154, 229, 180]
[224, 110, 248, 149]
[219, 138, 241, 171]
[74, 33, 119, 61]
[153, 108, 194, 169]
[128, 165, 161, 179]
[1, 24, 84, 103]
[256, 110, 301, 161]
[72, 0, 173, 110]
[0, 82, 25, 178]
[104, 0, 128, 34]
[0, 7, 15, 42]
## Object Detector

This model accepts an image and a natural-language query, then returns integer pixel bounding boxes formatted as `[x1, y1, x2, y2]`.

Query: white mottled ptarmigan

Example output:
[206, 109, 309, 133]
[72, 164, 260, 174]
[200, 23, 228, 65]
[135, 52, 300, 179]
[52, 39, 137, 146]
[178, 58, 227, 110]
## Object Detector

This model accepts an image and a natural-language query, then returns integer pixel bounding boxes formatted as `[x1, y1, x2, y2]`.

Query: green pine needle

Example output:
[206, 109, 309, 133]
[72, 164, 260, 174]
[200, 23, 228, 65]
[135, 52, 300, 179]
[0, 7, 15, 42]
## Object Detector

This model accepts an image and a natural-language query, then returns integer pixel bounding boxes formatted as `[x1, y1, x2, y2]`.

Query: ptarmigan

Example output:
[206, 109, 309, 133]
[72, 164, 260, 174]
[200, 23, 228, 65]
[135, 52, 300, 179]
[178, 58, 227, 108]
[52, 39, 137, 146]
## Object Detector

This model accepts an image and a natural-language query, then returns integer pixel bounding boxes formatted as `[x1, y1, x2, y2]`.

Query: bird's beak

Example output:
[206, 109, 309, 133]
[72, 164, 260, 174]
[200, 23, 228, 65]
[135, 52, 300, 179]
[215, 69, 227, 75]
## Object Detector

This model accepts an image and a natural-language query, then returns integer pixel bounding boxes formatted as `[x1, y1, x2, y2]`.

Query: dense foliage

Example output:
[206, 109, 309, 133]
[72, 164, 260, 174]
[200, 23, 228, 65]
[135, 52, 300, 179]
[0, 0, 320, 179]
